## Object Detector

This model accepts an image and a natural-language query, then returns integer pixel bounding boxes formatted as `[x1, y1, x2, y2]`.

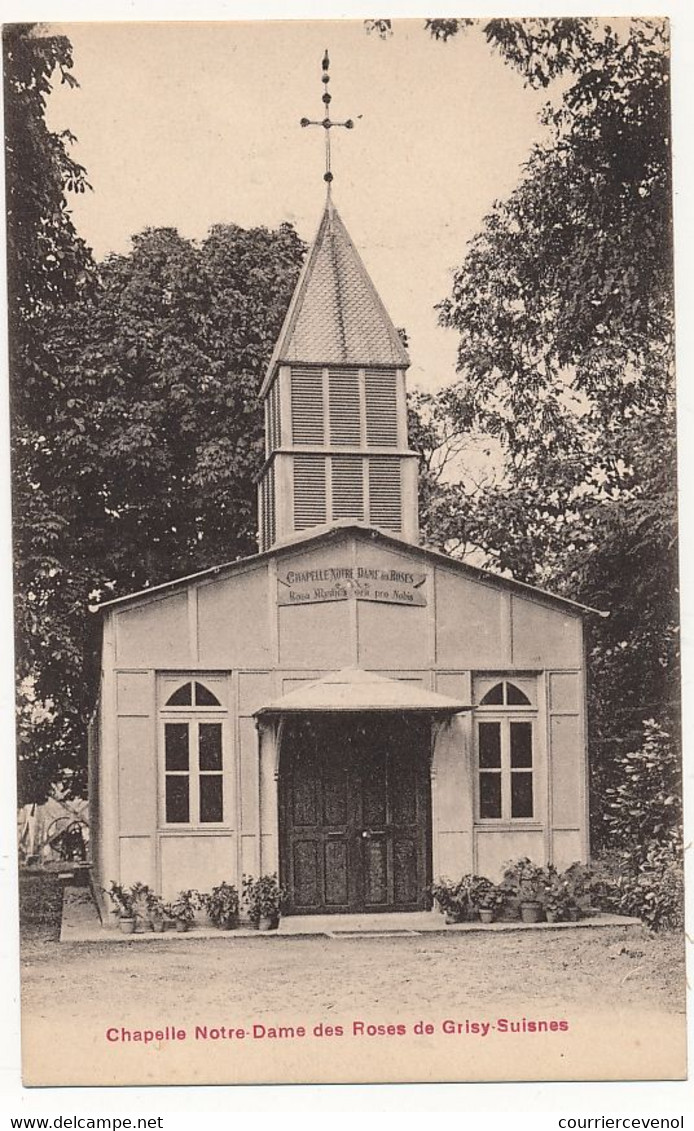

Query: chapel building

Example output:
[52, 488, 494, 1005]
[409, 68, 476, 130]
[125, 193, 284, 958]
[90, 122, 594, 919]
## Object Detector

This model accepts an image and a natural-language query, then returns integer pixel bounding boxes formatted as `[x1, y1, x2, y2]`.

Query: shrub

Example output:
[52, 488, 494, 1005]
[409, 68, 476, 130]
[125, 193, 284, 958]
[591, 840, 684, 931]
[604, 719, 681, 860]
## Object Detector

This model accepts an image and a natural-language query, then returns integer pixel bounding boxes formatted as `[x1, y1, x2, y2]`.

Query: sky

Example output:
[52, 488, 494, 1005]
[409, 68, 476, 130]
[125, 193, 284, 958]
[45, 19, 549, 392]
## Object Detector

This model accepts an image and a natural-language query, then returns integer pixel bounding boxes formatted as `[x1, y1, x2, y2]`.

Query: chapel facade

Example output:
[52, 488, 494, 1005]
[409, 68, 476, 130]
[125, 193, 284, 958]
[89, 188, 593, 917]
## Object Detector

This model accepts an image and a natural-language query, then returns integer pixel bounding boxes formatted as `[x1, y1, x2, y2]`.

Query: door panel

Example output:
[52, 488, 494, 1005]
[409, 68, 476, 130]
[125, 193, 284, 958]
[324, 840, 349, 905]
[393, 837, 418, 904]
[281, 715, 431, 913]
[363, 836, 388, 905]
[361, 749, 387, 826]
[293, 840, 320, 907]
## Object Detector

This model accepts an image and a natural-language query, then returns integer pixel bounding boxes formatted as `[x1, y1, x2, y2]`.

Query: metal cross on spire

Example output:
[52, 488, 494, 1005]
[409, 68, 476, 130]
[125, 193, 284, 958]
[300, 50, 354, 190]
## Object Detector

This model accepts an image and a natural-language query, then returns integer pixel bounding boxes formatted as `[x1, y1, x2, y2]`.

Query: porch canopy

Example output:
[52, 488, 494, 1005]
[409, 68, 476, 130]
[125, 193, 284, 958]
[254, 667, 471, 718]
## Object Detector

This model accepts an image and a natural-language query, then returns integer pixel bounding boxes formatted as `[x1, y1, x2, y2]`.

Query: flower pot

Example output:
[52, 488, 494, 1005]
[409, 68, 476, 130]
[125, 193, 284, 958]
[519, 901, 543, 924]
[478, 908, 495, 924]
[256, 915, 279, 932]
[175, 918, 190, 933]
[119, 916, 135, 935]
[568, 906, 580, 922]
[545, 911, 558, 924]
[219, 915, 239, 931]
[444, 910, 462, 925]
[151, 917, 165, 933]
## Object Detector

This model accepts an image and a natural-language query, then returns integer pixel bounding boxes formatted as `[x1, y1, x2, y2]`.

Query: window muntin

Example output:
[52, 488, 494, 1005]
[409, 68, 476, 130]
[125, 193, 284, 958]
[161, 679, 226, 827]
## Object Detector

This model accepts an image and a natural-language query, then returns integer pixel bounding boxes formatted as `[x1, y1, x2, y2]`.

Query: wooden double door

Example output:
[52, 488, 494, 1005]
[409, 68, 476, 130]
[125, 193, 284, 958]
[279, 714, 431, 915]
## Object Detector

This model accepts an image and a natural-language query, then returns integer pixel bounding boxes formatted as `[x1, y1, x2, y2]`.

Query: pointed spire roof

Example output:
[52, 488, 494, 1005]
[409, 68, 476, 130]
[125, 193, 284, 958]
[262, 199, 409, 392]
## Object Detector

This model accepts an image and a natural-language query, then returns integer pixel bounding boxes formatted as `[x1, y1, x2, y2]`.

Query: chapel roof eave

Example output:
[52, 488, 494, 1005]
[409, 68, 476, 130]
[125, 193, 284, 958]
[90, 521, 607, 619]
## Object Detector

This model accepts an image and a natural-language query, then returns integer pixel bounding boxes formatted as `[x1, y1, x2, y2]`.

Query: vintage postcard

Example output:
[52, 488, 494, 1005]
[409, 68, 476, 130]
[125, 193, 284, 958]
[5, 14, 687, 1088]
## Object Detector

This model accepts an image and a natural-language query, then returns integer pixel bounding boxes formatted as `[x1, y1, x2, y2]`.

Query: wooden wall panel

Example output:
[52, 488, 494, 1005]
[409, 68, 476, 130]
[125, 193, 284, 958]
[512, 597, 582, 668]
[198, 568, 271, 667]
[435, 569, 506, 669]
[116, 593, 189, 667]
[117, 716, 155, 836]
[550, 715, 582, 827]
[279, 602, 353, 669]
[159, 835, 235, 900]
[238, 672, 272, 717]
[116, 671, 151, 715]
[119, 837, 154, 890]
[475, 829, 545, 882]
[357, 600, 428, 670]
[549, 672, 580, 713]
[552, 829, 583, 871]
[238, 716, 259, 832]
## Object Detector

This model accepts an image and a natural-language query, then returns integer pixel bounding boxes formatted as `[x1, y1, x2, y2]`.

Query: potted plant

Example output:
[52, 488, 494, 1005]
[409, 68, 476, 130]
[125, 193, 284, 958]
[503, 857, 546, 923]
[129, 881, 156, 932]
[544, 882, 571, 923]
[200, 882, 240, 930]
[105, 881, 137, 934]
[145, 891, 167, 932]
[469, 878, 506, 924]
[242, 874, 286, 931]
[429, 878, 465, 924]
[562, 861, 592, 920]
[166, 889, 199, 932]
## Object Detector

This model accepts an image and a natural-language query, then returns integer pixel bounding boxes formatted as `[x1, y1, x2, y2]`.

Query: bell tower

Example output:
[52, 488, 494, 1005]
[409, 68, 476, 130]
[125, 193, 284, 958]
[257, 53, 419, 551]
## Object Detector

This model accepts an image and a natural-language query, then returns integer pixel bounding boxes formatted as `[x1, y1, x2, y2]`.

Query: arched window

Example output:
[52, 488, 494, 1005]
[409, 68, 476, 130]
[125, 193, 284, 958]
[161, 678, 225, 826]
[475, 676, 536, 821]
[480, 680, 531, 707]
[165, 681, 221, 708]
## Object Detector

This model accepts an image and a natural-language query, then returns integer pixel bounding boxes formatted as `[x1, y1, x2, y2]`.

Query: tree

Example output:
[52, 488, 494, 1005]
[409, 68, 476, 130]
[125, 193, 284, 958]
[15, 222, 304, 803]
[4, 24, 94, 802]
[401, 18, 676, 850]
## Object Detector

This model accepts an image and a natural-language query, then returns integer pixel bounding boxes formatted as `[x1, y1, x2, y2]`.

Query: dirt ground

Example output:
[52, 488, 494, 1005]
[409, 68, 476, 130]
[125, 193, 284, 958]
[17, 874, 688, 1086]
[21, 924, 686, 1023]
[18, 872, 686, 1021]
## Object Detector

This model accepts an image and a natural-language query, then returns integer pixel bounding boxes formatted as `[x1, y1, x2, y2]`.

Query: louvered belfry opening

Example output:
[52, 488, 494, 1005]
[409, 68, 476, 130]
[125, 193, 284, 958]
[369, 456, 402, 532]
[365, 369, 398, 447]
[329, 369, 361, 445]
[256, 199, 419, 550]
[293, 453, 327, 530]
[291, 367, 324, 445]
[331, 455, 365, 521]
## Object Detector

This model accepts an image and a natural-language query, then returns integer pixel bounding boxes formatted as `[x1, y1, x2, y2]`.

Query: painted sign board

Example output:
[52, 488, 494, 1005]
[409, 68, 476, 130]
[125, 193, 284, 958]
[277, 562, 427, 607]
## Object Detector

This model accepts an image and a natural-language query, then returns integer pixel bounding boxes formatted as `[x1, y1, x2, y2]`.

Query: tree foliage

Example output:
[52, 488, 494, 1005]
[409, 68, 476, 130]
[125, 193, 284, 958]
[15, 222, 304, 803]
[4, 24, 95, 803]
[603, 720, 681, 855]
[406, 18, 677, 852]
[6, 25, 306, 802]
